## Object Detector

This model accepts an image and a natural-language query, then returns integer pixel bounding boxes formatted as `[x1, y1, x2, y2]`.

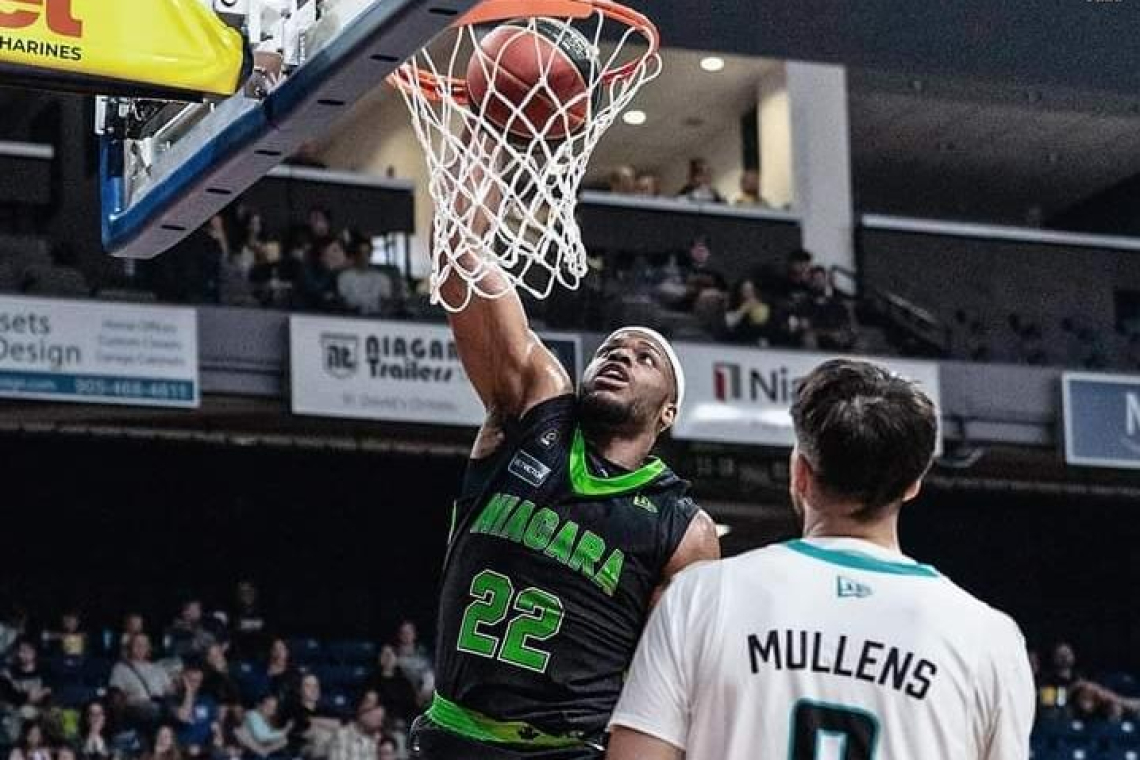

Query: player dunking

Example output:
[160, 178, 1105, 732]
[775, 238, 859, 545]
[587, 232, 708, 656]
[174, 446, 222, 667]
[408, 134, 720, 757]
[608, 359, 1035, 760]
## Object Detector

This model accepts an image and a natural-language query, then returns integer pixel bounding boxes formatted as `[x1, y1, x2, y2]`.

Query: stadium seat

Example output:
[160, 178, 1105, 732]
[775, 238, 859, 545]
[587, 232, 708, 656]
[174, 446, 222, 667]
[45, 655, 86, 686]
[288, 637, 323, 665]
[81, 657, 114, 686]
[326, 640, 378, 665]
[233, 661, 269, 703]
[55, 684, 101, 708]
[313, 664, 369, 690]
[319, 691, 353, 720]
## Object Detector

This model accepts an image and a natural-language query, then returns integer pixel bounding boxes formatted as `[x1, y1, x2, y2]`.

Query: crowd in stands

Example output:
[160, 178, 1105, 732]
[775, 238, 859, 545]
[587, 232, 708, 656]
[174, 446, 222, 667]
[1031, 641, 1140, 758]
[0, 586, 431, 760]
[604, 158, 773, 208]
[576, 243, 863, 352]
[2, 150, 1139, 372]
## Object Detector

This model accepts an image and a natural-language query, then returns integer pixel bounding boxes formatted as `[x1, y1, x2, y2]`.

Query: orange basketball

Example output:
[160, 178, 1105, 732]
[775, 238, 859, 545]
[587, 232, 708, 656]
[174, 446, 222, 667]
[465, 20, 599, 141]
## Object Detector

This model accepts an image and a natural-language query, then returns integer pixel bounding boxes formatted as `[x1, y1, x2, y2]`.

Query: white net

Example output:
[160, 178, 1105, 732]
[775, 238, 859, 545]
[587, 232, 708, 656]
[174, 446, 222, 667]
[390, 1, 661, 312]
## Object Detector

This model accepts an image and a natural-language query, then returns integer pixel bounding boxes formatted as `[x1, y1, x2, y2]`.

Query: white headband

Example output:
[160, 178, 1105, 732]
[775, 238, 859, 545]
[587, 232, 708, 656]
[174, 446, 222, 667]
[608, 326, 686, 411]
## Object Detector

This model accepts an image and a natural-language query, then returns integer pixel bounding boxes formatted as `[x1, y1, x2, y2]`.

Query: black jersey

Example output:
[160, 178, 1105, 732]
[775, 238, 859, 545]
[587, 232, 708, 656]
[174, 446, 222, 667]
[430, 395, 699, 750]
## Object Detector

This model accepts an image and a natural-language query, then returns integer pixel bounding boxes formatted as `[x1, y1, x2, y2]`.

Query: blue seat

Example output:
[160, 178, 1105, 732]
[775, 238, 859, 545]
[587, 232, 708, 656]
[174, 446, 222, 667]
[55, 684, 100, 708]
[318, 691, 353, 719]
[45, 656, 86, 686]
[81, 657, 113, 687]
[327, 640, 378, 665]
[313, 664, 369, 690]
[287, 638, 323, 665]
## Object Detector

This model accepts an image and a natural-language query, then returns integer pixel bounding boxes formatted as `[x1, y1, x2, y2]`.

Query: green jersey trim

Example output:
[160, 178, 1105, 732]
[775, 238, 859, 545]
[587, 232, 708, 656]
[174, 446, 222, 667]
[784, 540, 940, 577]
[427, 693, 586, 748]
[569, 428, 666, 497]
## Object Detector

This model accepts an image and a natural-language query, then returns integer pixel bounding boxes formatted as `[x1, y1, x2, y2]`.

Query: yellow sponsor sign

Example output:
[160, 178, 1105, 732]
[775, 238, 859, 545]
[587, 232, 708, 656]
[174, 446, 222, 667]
[0, 0, 245, 96]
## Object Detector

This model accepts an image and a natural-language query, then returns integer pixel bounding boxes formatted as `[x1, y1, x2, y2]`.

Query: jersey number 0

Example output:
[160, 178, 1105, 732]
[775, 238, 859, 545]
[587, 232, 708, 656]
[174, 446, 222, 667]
[789, 700, 879, 760]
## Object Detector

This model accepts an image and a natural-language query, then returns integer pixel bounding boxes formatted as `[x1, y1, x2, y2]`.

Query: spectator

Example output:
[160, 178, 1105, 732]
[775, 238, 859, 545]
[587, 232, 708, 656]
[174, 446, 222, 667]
[239, 694, 290, 758]
[283, 674, 339, 759]
[307, 208, 333, 241]
[298, 238, 349, 311]
[9, 720, 50, 760]
[201, 645, 241, 707]
[4, 639, 51, 722]
[337, 239, 396, 316]
[634, 172, 660, 197]
[0, 605, 27, 658]
[169, 666, 217, 757]
[109, 634, 173, 729]
[780, 248, 814, 302]
[607, 165, 637, 195]
[677, 158, 725, 203]
[376, 736, 397, 760]
[43, 609, 87, 657]
[393, 623, 432, 707]
[228, 582, 267, 660]
[804, 265, 856, 351]
[142, 725, 182, 760]
[120, 615, 146, 657]
[233, 213, 269, 276]
[364, 647, 416, 727]
[732, 169, 765, 206]
[264, 640, 298, 702]
[104, 688, 143, 757]
[168, 599, 217, 662]
[724, 278, 772, 346]
[329, 696, 384, 760]
[78, 700, 111, 760]
[22, 242, 89, 297]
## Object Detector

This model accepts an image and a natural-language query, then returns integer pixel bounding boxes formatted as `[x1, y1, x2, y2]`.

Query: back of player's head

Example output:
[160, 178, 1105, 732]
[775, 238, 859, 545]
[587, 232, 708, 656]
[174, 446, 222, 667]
[791, 359, 937, 515]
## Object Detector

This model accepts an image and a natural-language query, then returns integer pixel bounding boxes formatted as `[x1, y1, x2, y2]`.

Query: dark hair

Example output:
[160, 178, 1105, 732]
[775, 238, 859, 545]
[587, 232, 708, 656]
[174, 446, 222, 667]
[791, 359, 937, 516]
[787, 248, 813, 265]
[17, 720, 44, 750]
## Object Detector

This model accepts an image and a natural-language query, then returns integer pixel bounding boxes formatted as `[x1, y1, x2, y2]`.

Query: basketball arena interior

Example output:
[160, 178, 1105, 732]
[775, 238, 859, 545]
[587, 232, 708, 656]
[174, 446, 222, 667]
[0, 1, 1137, 759]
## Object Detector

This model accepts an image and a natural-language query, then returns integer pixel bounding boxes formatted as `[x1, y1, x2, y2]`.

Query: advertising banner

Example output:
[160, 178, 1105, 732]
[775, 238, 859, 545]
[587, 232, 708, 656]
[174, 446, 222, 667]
[290, 316, 580, 425]
[1062, 372, 1140, 470]
[0, 296, 198, 408]
[672, 344, 941, 449]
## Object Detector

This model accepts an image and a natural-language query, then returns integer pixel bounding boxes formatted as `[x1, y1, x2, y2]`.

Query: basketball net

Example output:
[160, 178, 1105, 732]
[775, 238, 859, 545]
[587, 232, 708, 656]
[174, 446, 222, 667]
[389, 0, 661, 312]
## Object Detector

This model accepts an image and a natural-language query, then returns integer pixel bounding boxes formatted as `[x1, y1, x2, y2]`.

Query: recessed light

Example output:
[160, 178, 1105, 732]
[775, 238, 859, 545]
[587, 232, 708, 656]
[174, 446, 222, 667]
[622, 110, 647, 126]
[700, 56, 726, 73]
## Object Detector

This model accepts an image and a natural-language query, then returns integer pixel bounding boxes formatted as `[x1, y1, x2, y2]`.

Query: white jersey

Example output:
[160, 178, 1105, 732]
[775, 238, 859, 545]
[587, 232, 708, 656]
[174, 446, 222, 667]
[610, 537, 1035, 760]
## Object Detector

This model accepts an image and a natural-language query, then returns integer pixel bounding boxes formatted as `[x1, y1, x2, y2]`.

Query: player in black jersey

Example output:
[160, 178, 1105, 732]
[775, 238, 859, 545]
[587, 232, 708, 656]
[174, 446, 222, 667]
[409, 163, 720, 760]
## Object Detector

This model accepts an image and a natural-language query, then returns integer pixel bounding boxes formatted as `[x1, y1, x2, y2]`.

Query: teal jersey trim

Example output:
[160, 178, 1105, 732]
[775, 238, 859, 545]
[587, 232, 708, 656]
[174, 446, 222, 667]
[784, 540, 939, 578]
[568, 428, 666, 497]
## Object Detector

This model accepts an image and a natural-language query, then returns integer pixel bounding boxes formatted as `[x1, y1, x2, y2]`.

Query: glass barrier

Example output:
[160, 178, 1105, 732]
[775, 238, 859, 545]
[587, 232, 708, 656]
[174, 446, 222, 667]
[859, 215, 1140, 371]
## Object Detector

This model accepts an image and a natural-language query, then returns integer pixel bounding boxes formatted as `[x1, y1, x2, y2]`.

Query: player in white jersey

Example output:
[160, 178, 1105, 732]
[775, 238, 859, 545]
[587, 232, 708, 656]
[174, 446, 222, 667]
[607, 358, 1035, 760]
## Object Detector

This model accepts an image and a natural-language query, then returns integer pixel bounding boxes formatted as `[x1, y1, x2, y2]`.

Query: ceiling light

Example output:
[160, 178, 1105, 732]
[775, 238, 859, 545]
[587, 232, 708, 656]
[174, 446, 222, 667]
[622, 110, 647, 126]
[700, 56, 726, 73]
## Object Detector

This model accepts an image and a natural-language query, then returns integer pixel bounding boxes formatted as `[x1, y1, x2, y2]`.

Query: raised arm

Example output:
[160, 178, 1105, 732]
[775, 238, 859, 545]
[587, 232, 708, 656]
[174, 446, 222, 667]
[437, 132, 572, 438]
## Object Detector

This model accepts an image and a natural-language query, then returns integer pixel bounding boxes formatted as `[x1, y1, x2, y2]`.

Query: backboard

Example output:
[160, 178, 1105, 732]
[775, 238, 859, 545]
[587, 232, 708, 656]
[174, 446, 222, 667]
[100, 0, 479, 260]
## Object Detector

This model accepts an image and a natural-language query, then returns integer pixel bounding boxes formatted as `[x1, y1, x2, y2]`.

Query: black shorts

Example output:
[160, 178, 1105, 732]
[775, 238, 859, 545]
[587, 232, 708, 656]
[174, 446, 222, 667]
[409, 715, 604, 760]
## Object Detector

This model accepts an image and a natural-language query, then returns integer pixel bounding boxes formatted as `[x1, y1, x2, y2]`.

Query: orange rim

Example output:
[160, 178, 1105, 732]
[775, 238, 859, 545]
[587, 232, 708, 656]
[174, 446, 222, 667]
[387, 0, 659, 105]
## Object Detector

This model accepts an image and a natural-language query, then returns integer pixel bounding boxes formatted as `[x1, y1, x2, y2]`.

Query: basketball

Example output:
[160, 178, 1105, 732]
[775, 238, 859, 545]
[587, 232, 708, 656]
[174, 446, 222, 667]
[465, 19, 599, 141]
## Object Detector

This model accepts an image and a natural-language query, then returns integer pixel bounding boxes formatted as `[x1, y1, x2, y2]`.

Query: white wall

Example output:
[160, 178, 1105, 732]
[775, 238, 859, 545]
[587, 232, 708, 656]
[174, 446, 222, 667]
[654, 115, 745, 200]
[317, 87, 433, 277]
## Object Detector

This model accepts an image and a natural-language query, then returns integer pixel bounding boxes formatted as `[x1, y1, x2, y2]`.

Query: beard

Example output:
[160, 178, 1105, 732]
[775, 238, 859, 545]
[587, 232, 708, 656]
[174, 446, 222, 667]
[578, 387, 646, 434]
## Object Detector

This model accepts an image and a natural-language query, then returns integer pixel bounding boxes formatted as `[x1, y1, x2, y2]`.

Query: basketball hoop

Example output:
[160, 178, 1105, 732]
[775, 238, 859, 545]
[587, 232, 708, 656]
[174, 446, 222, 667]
[388, 0, 661, 312]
